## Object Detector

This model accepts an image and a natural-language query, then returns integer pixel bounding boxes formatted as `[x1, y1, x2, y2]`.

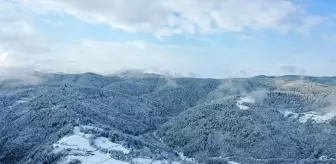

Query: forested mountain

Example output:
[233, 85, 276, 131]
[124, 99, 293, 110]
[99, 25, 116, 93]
[0, 73, 336, 164]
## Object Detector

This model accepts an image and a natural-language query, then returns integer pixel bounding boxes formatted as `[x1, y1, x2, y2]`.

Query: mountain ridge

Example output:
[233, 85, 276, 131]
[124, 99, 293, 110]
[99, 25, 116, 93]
[0, 73, 335, 164]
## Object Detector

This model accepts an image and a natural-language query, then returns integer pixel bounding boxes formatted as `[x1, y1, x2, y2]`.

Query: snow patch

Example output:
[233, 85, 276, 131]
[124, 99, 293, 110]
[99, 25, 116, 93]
[153, 132, 164, 144]
[15, 98, 29, 104]
[132, 158, 153, 164]
[81, 125, 104, 131]
[132, 158, 180, 164]
[94, 137, 130, 154]
[279, 110, 335, 123]
[298, 111, 335, 123]
[54, 135, 96, 152]
[178, 152, 196, 162]
[54, 126, 197, 164]
[53, 126, 130, 164]
[99, 158, 129, 164]
[279, 110, 299, 118]
[236, 97, 255, 110]
[229, 161, 240, 164]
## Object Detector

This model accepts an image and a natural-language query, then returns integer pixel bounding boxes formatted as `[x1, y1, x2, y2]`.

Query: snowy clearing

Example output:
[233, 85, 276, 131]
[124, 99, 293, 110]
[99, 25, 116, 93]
[279, 110, 335, 123]
[53, 126, 188, 164]
[298, 111, 335, 123]
[132, 158, 180, 164]
[178, 152, 196, 162]
[53, 126, 130, 164]
[228, 161, 241, 164]
[94, 137, 130, 154]
[54, 134, 96, 152]
[236, 97, 255, 110]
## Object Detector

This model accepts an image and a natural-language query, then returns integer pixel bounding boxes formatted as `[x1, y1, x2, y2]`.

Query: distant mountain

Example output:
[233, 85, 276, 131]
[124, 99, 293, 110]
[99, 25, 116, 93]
[0, 73, 335, 164]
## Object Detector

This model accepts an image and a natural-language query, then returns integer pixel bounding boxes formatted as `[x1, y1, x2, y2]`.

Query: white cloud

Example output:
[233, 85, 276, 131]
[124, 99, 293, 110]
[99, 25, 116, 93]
[280, 65, 306, 75]
[31, 40, 205, 76]
[0, 53, 8, 62]
[43, 19, 64, 26]
[0, 2, 53, 57]
[0, 1, 335, 79]
[0, 53, 11, 68]
[0, 2, 54, 69]
[0, 67, 44, 84]
[19, 0, 325, 37]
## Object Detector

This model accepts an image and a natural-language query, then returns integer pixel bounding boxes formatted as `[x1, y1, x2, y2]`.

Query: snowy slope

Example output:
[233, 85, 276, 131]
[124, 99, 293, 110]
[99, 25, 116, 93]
[94, 137, 130, 154]
[279, 110, 335, 123]
[236, 96, 256, 110]
[54, 126, 130, 164]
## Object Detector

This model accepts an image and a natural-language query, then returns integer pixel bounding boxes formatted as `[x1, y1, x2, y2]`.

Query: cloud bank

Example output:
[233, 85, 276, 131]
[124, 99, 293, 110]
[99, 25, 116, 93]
[20, 0, 326, 36]
[0, 1, 335, 79]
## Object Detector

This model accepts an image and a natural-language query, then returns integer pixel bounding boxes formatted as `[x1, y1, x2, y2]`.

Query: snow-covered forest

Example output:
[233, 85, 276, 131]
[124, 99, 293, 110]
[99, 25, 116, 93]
[0, 72, 336, 164]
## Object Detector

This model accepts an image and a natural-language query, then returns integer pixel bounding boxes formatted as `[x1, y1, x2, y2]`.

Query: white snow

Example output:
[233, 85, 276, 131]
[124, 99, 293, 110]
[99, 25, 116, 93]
[54, 135, 96, 152]
[54, 126, 198, 164]
[279, 110, 335, 123]
[132, 158, 153, 164]
[240, 97, 256, 103]
[279, 110, 299, 118]
[236, 104, 249, 110]
[54, 126, 130, 164]
[85, 151, 112, 163]
[132, 158, 180, 164]
[298, 111, 335, 123]
[8, 98, 30, 110]
[153, 132, 164, 144]
[73, 126, 93, 138]
[236, 97, 255, 110]
[99, 158, 129, 164]
[178, 152, 196, 162]
[16, 99, 29, 104]
[61, 155, 128, 164]
[228, 161, 240, 164]
[94, 137, 130, 154]
[81, 125, 104, 131]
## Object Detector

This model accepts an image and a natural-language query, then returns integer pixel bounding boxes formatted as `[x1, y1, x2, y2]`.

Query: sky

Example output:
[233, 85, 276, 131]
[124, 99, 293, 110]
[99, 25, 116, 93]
[0, 0, 335, 78]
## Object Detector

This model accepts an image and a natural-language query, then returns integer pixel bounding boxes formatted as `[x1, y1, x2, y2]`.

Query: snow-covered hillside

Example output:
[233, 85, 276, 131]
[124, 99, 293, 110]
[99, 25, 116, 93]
[53, 125, 191, 164]
[1, 73, 336, 164]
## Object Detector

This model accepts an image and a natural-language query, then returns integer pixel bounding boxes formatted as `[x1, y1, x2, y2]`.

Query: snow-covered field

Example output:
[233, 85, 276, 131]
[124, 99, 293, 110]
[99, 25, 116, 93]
[53, 126, 195, 164]
[53, 126, 130, 164]
[94, 137, 130, 154]
[236, 97, 256, 110]
[132, 158, 181, 164]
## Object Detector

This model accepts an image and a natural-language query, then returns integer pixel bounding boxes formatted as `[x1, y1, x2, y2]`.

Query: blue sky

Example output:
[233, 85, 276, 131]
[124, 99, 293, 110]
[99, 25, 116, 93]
[0, 0, 335, 78]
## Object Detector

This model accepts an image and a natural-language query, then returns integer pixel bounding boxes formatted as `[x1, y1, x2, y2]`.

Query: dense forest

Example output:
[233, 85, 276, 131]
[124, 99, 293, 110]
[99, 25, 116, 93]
[0, 72, 336, 164]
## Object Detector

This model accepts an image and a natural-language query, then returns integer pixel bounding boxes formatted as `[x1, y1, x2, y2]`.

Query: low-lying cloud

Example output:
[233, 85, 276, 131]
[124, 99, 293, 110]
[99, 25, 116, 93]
[0, 67, 44, 85]
[280, 65, 306, 75]
[320, 96, 336, 117]
[0, 1, 335, 79]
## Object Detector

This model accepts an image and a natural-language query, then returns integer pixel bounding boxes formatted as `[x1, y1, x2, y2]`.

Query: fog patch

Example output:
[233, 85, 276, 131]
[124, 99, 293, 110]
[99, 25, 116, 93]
[217, 78, 244, 95]
[274, 78, 286, 87]
[247, 88, 269, 102]
[319, 96, 336, 118]
[164, 76, 178, 88]
[0, 67, 44, 85]
[155, 71, 179, 88]
[280, 65, 306, 75]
